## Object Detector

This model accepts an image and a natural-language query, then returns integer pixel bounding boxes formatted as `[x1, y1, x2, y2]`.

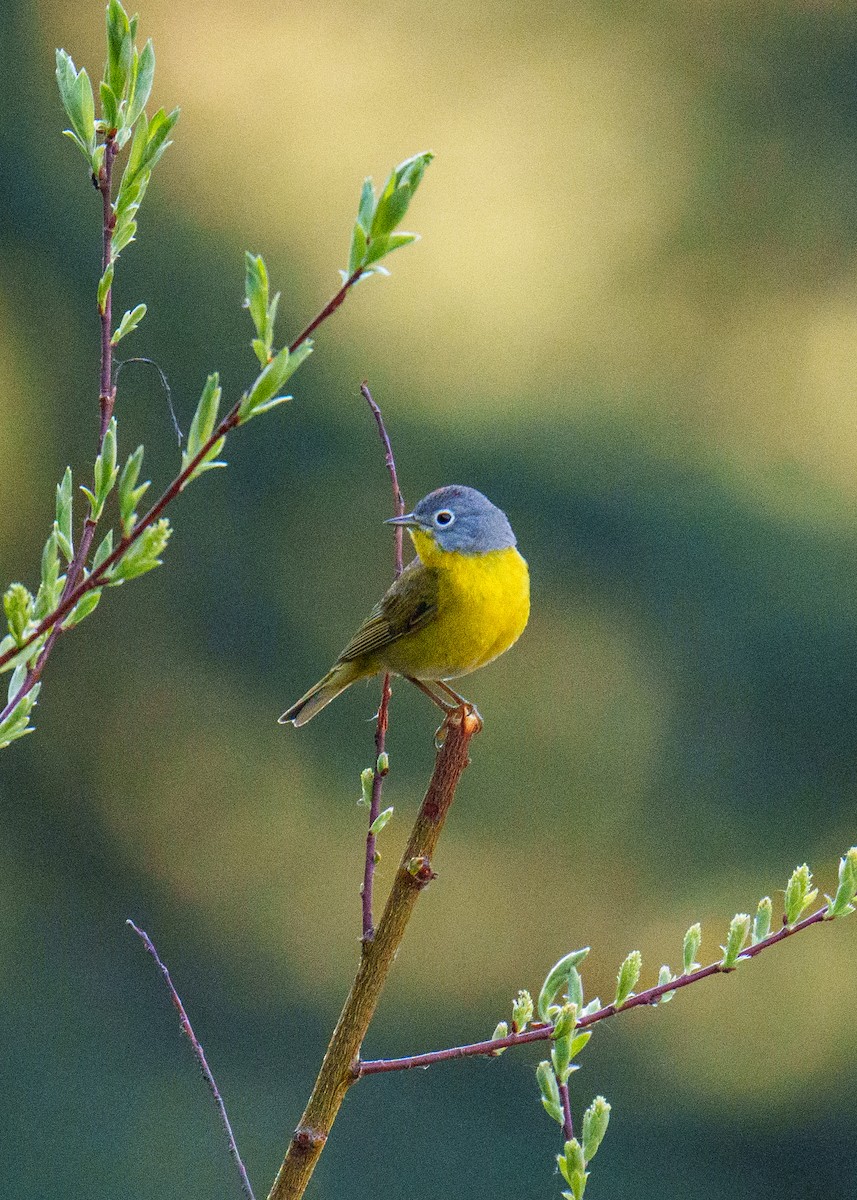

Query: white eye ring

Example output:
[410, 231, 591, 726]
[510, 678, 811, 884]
[434, 509, 455, 528]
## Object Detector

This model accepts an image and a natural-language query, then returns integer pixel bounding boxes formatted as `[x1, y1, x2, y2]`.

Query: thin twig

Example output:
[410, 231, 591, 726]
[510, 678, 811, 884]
[558, 1080, 574, 1142]
[358, 901, 836, 1075]
[360, 382, 405, 942]
[267, 708, 481, 1200]
[127, 920, 256, 1200]
[0, 265, 370, 690]
[0, 135, 118, 727]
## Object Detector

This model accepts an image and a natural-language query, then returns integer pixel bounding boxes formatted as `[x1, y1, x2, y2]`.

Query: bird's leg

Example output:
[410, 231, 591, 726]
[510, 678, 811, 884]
[404, 677, 483, 740]
[404, 676, 455, 714]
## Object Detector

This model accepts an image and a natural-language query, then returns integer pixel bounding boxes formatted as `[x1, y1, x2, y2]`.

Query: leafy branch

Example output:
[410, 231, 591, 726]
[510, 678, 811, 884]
[357, 850, 857, 1199]
[0, 0, 432, 751]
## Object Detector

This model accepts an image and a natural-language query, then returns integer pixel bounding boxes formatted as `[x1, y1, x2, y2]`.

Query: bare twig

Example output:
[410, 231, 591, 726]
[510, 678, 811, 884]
[358, 901, 836, 1075]
[127, 920, 256, 1200]
[558, 1080, 574, 1142]
[360, 381, 405, 942]
[267, 708, 481, 1200]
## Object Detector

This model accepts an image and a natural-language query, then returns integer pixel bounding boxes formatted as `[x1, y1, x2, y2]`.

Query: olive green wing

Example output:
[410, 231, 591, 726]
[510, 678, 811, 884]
[337, 560, 438, 663]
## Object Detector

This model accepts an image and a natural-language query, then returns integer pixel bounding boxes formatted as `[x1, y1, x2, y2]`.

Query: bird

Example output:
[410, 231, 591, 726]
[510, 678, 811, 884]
[279, 485, 530, 727]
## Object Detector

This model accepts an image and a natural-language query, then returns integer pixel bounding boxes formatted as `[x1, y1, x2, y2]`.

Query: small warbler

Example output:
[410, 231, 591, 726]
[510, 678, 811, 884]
[279, 485, 530, 726]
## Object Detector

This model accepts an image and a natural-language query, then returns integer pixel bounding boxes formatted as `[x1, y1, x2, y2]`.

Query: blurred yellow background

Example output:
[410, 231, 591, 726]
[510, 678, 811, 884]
[2, 2, 857, 1197]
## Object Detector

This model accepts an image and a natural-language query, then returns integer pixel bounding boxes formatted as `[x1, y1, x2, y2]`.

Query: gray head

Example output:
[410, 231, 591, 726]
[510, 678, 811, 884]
[387, 485, 517, 554]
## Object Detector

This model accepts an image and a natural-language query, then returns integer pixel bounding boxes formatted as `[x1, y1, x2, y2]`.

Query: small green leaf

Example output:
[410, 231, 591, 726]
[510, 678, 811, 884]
[356, 177, 375, 233]
[348, 221, 368, 274]
[92, 529, 114, 572]
[682, 922, 702, 974]
[55, 467, 73, 560]
[490, 1021, 508, 1054]
[369, 807, 393, 836]
[4, 584, 34, 646]
[111, 303, 147, 345]
[655, 964, 676, 1004]
[826, 847, 857, 919]
[62, 588, 102, 629]
[118, 445, 148, 535]
[752, 896, 772, 944]
[89, 417, 119, 518]
[127, 37, 155, 126]
[184, 374, 222, 460]
[110, 518, 171, 581]
[239, 340, 313, 422]
[244, 253, 269, 341]
[97, 265, 114, 315]
[512, 989, 533, 1032]
[537, 948, 590, 1022]
[582, 1096, 611, 1162]
[376, 751, 389, 776]
[721, 912, 751, 970]
[100, 81, 120, 130]
[535, 1060, 563, 1125]
[358, 766, 374, 806]
[55, 51, 96, 154]
[784, 864, 818, 926]
[614, 950, 642, 1009]
[0, 681, 40, 750]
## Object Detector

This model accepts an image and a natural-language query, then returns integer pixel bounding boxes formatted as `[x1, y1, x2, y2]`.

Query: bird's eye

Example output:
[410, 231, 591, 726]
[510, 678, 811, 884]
[434, 509, 455, 527]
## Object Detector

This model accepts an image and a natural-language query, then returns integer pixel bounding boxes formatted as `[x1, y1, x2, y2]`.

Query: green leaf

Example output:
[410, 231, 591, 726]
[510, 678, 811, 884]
[97, 264, 114, 314]
[186, 373, 222, 459]
[535, 1060, 563, 1125]
[111, 518, 171, 581]
[4, 584, 34, 646]
[92, 529, 114, 572]
[784, 863, 818, 926]
[512, 989, 533, 1032]
[369, 807, 394, 836]
[55, 468, 73, 562]
[752, 896, 772, 944]
[682, 922, 701, 974]
[537, 948, 590, 1022]
[0, 682, 40, 750]
[127, 38, 155, 126]
[348, 221, 368, 274]
[239, 340, 313, 423]
[614, 950, 642, 1009]
[62, 588, 102, 629]
[490, 1021, 508, 1054]
[721, 912, 751, 970]
[111, 303, 147, 345]
[105, 0, 132, 99]
[356, 177, 375, 233]
[244, 253, 269, 341]
[581, 1096, 611, 1162]
[655, 964, 676, 1004]
[55, 51, 96, 154]
[118, 445, 148, 535]
[100, 81, 120, 131]
[358, 766, 374, 807]
[34, 529, 62, 620]
[88, 417, 119, 518]
[827, 847, 857, 919]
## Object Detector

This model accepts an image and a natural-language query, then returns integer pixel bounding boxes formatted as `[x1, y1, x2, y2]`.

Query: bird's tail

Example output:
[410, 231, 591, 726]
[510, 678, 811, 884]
[278, 661, 362, 727]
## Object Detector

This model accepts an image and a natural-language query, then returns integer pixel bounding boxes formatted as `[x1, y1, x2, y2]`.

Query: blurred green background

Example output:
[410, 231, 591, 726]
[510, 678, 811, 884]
[2, 1, 857, 1196]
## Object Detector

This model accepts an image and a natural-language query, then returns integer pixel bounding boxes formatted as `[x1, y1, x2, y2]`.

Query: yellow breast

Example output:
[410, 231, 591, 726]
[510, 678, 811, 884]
[382, 530, 530, 681]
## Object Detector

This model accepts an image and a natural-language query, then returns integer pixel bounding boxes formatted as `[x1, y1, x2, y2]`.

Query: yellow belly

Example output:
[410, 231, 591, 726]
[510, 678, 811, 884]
[381, 539, 530, 681]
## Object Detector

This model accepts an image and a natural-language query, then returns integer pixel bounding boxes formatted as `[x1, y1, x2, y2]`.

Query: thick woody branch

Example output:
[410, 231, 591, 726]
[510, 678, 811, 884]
[267, 708, 481, 1200]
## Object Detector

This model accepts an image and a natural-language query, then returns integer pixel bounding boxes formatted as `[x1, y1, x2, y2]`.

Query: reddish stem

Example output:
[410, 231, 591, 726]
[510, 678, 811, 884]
[127, 921, 256, 1200]
[359, 382, 405, 942]
[358, 902, 834, 1075]
[558, 1080, 574, 1142]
